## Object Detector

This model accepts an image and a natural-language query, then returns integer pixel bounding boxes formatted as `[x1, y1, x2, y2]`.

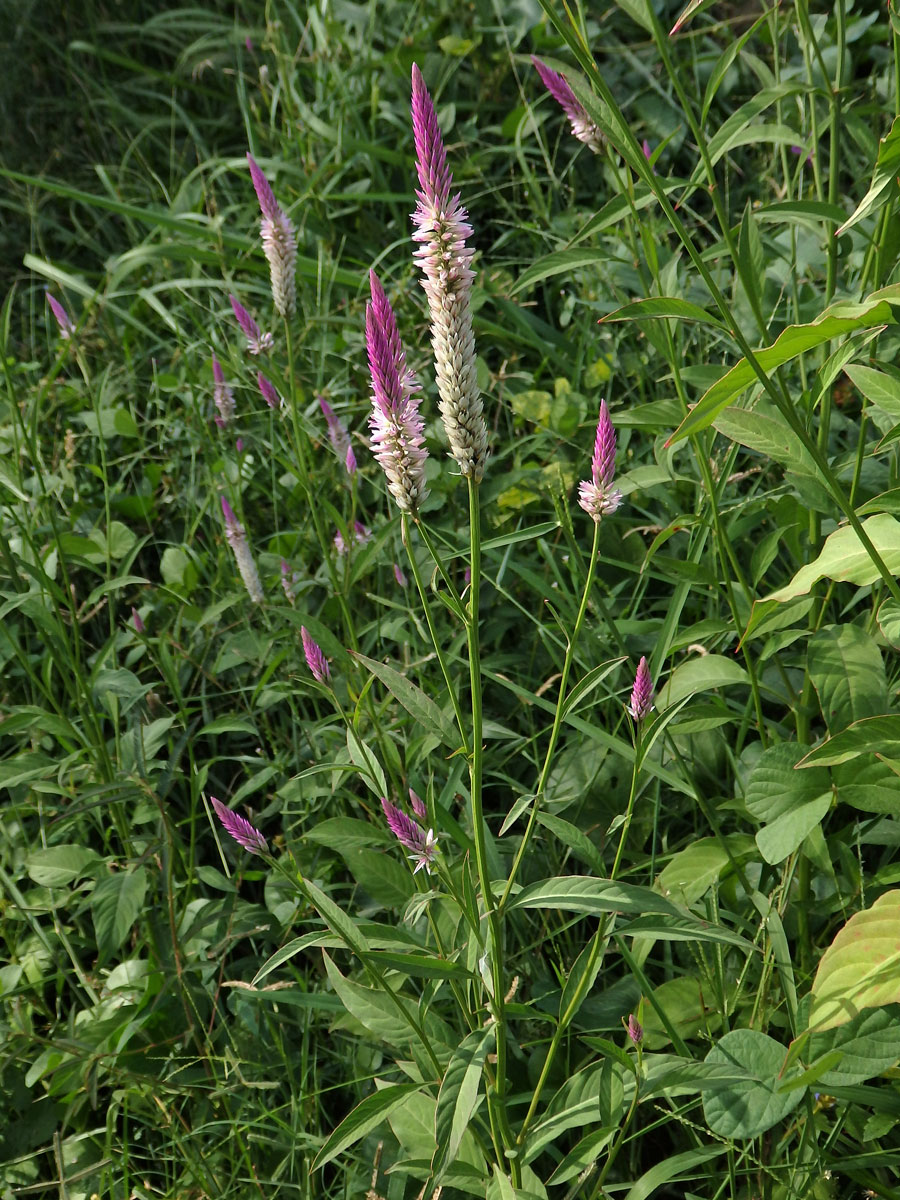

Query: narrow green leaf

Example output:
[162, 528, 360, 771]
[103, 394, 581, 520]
[669, 285, 900, 443]
[600, 296, 727, 330]
[511, 249, 609, 295]
[351, 652, 456, 747]
[624, 1147, 724, 1200]
[312, 1084, 425, 1171]
[837, 114, 900, 235]
[433, 1026, 494, 1180]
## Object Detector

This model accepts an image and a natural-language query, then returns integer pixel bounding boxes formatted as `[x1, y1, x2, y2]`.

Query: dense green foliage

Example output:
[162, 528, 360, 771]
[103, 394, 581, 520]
[5, 1, 900, 1198]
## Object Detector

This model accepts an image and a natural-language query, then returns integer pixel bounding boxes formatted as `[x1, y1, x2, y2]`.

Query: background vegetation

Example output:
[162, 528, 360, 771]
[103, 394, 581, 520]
[4, 0, 900, 1197]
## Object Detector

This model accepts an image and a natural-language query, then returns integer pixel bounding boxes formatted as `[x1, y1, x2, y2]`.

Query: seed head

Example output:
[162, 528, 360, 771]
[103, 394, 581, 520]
[212, 354, 235, 428]
[221, 496, 264, 604]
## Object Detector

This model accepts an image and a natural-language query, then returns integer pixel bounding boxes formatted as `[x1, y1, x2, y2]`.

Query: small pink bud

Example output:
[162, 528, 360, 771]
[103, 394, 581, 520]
[301, 627, 330, 683]
[131, 607, 145, 633]
[628, 657, 653, 722]
[210, 795, 268, 854]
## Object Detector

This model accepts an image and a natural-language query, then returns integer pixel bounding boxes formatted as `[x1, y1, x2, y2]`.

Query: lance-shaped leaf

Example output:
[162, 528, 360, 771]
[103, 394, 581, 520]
[432, 1025, 495, 1181]
[837, 115, 900, 235]
[668, 284, 900, 444]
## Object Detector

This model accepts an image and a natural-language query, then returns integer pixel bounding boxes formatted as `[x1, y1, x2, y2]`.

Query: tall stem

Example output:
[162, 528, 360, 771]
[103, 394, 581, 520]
[500, 519, 601, 909]
[465, 476, 518, 1178]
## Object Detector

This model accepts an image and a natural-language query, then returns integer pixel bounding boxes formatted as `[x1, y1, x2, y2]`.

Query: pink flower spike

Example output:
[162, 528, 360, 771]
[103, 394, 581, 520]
[578, 400, 622, 521]
[411, 65, 488, 482]
[628, 657, 654, 722]
[280, 558, 298, 603]
[257, 370, 281, 410]
[531, 56, 604, 154]
[210, 795, 268, 855]
[301, 626, 330, 682]
[229, 293, 273, 355]
[627, 1013, 643, 1045]
[409, 788, 426, 821]
[366, 271, 429, 513]
[212, 354, 235, 428]
[131, 607, 145, 633]
[393, 563, 408, 588]
[246, 153, 297, 318]
[381, 797, 437, 874]
[47, 293, 74, 338]
[345, 444, 357, 475]
[246, 152, 279, 219]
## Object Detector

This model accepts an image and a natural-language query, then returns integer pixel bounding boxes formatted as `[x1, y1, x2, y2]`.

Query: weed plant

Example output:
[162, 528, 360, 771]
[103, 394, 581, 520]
[4, 1, 900, 1198]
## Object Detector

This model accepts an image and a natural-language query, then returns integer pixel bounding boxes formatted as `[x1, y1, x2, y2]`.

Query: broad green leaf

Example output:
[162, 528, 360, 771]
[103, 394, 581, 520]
[810, 1006, 900, 1086]
[323, 952, 413, 1047]
[624, 1147, 724, 1200]
[312, 1083, 424, 1171]
[305, 816, 384, 852]
[26, 845, 101, 887]
[509, 876, 686, 918]
[744, 744, 832, 864]
[657, 654, 748, 709]
[670, 285, 900, 443]
[755, 796, 831, 865]
[798, 714, 900, 767]
[639, 977, 721, 1050]
[808, 624, 888, 730]
[764, 514, 900, 603]
[833, 757, 900, 812]
[600, 297, 727, 330]
[809, 891, 900, 1030]
[657, 835, 755, 906]
[340, 848, 415, 910]
[352, 652, 456, 748]
[712, 404, 817, 474]
[384, 1086, 485, 1174]
[160, 545, 198, 593]
[433, 1026, 494, 1179]
[702, 1030, 804, 1137]
[92, 868, 148, 962]
[837, 114, 900, 235]
[877, 597, 900, 645]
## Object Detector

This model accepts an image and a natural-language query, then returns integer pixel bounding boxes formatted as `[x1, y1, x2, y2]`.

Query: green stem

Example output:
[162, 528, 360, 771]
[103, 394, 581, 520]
[404, 514, 469, 753]
[465, 476, 518, 1179]
[500, 519, 602, 910]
